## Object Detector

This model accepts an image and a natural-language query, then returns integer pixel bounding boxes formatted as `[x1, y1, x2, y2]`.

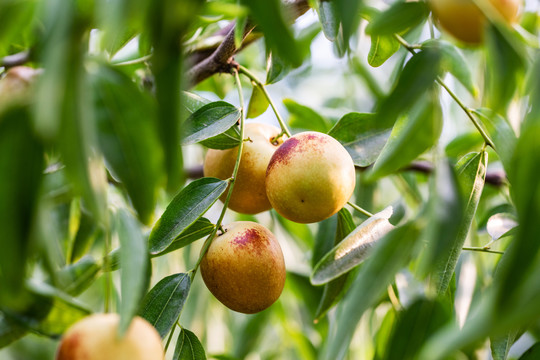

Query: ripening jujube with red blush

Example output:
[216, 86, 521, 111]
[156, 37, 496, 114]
[265, 132, 356, 224]
[200, 221, 286, 314]
[56, 314, 164, 360]
[203, 123, 286, 214]
[429, 0, 521, 44]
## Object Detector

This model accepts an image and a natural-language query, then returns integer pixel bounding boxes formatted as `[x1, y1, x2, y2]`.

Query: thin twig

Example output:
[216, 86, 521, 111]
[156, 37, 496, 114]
[347, 201, 374, 217]
[0, 51, 31, 68]
[393, 34, 495, 148]
[237, 64, 292, 137]
[462, 246, 504, 255]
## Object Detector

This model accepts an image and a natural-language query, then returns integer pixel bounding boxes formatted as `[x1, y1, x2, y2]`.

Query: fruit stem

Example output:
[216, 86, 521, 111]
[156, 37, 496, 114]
[462, 246, 504, 255]
[237, 64, 292, 138]
[347, 201, 374, 217]
[191, 68, 247, 276]
[393, 34, 496, 149]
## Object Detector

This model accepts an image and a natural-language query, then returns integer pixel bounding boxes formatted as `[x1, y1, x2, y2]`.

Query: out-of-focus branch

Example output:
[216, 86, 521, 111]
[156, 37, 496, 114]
[0, 51, 31, 68]
[186, 0, 311, 87]
[187, 160, 506, 186]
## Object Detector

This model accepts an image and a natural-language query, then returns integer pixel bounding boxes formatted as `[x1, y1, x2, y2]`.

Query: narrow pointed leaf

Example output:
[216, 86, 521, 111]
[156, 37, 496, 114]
[182, 101, 241, 145]
[199, 126, 241, 150]
[93, 65, 163, 225]
[0, 312, 27, 349]
[491, 330, 520, 360]
[55, 256, 101, 296]
[322, 222, 421, 360]
[0, 106, 43, 308]
[182, 91, 211, 114]
[246, 85, 269, 119]
[422, 39, 478, 97]
[367, 90, 442, 181]
[311, 207, 394, 285]
[149, 177, 227, 254]
[284, 98, 329, 133]
[174, 328, 207, 360]
[315, 208, 356, 320]
[473, 108, 516, 176]
[381, 298, 451, 360]
[417, 160, 463, 282]
[328, 112, 392, 167]
[318, 0, 339, 42]
[376, 47, 442, 132]
[139, 273, 191, 338]
[434, 151, 487, 294]
[365, 1, 429, 36]
[118, 209, 150, 336]
[154, 218, 215, 256]
[266, 51, 291, 85]
[520, 342, 540, 360]
[240, 0, 302, 67]
[368, 34, 400, 67]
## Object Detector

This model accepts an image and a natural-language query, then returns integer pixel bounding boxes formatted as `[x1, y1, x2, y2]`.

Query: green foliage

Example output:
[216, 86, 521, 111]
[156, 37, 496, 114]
[1, 0, 539, 358]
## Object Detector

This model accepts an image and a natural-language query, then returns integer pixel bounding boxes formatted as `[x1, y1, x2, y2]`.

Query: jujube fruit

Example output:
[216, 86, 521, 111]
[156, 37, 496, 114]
[200, 221, 286, 314]
[56, 313, 164, 360]
[429, 0, 520, 44]
[203, 123, 286, 214]
[265, 132, 356, 224]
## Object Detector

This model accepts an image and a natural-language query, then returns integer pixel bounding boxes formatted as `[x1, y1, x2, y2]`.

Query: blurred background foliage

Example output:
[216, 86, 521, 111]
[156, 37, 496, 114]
[0, 0, 540, 359]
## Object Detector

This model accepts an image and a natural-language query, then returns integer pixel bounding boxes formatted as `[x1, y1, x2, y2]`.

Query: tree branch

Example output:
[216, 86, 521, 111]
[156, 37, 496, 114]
[186, 0, 311, 87]
[0, 51, 31, 68]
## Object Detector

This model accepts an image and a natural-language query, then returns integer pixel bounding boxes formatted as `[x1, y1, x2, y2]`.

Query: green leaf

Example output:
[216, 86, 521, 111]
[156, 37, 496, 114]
[182, 91, 211, 114]
[0, 0, 37, 57]
[322, 222, 421, 360]
[92, 65, 164, 225]
[365, 1, 428, 36]
[140, 273, 191, 338]
[380, 298, 451, 360]
[149, 178, 227, 254]
[314, 208, 357, 320]
[484, 24, 526, 113]
[366, 89, 442, 181]
[520, 342, 540, 360]
[246, 86, 269, 119]
[70, 210, 99, 263]
[174, 328, 207, 360]
[311, 207, 394, 285]
[283, 98, 330, 133]
[374, 308, 397, 359]
[0, 312, 27, 349]
[55, 256, 101, 296]
[118, 209, 150, 336]
[154, 218, 215, 256]
[231, 309, 272, 358]
[473, 109, 517, 176]
[182, 101, 241, 145]
[234, 15, 248, 49]
[445, 132, 484, 159]
[417, 160, 464, 284]
[496, 118, 540, 308]
[421, 39, 478, 97]
[333, 0, 363, 52]
[375, 47, 442, 132]
[318, 0, 339, 42]
[240, 0, 302, 67]
[433, 152, 487, 294]
[199, 126, 242, 150]
[266, 51, 292, 85]
[0, 106, 44, 308]
[312, 215, 339, 269]
[148, 0, 202, 192]
[35, 0, 106, 222]
[328, 112, 391, 167]
[13, 281, 91, 337]
[368, 35, 400, 68]
[491, 330, 520, 360]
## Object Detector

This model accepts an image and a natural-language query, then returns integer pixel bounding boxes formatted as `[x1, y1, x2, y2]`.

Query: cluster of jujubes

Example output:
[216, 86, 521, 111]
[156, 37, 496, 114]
[202, 123, 356, 314]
